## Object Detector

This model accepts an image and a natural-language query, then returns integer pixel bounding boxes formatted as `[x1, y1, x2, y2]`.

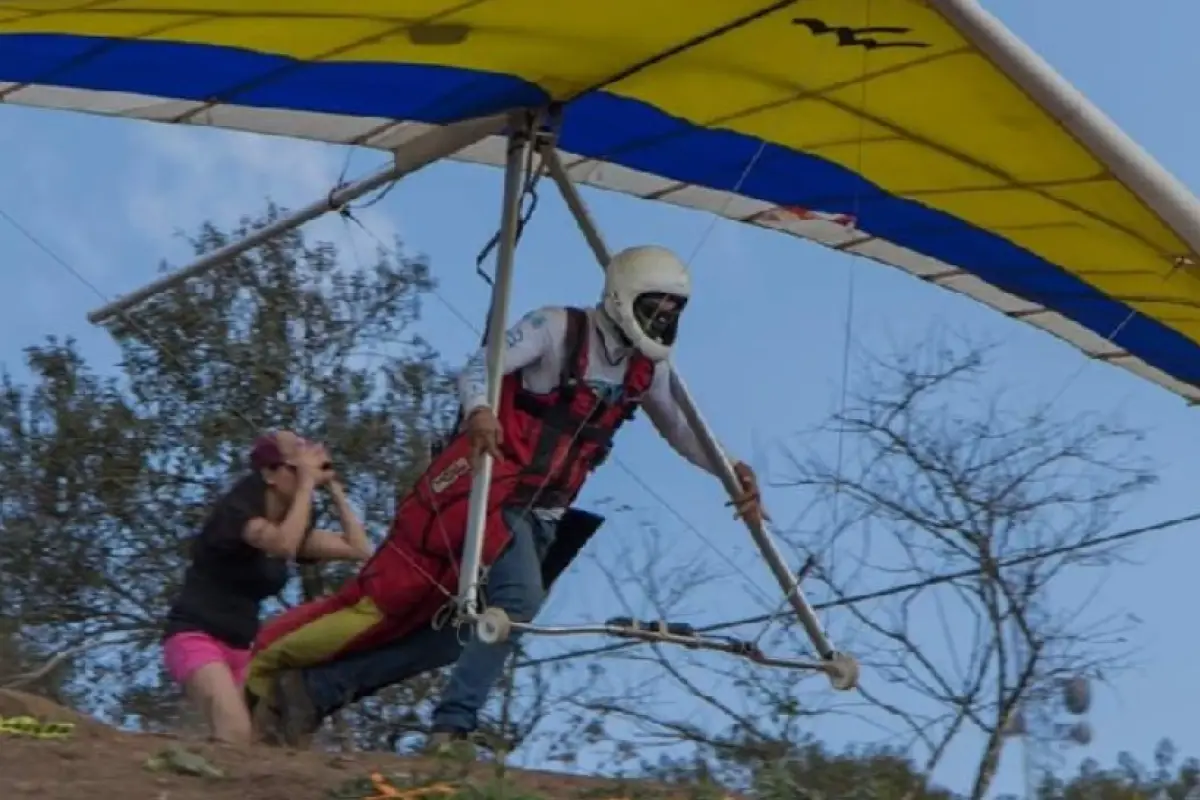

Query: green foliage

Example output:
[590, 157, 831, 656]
[634, 737, 954, 800]
[750, 741, 955, 800]
[1037, 740, 1200, 800]
[0, 203, 456, 727]
[0, 201, 1163, 800]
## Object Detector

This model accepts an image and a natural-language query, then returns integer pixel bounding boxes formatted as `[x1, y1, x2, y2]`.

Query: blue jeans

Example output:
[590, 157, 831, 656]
[303, 507, 557, 732]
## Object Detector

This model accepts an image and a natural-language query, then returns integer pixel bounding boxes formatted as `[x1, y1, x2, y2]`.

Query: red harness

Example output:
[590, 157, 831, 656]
[265, 308, 657, 655]
[499, 306, 654, 509]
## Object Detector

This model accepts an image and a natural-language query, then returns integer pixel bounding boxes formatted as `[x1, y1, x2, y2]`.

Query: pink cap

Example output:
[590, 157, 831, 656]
[249, 434, 284, 470]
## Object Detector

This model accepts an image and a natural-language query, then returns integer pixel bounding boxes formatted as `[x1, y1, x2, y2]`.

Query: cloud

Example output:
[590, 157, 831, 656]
[2, 107, 409, 334]
[0, 114, 133, 288]
[123, 123, 404, 276]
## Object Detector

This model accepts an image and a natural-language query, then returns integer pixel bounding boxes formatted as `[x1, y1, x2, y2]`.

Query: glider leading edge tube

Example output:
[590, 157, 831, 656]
[932, 0, 1200, 260]
[86, 113, 508, 325]
[540, 144, 839, 663]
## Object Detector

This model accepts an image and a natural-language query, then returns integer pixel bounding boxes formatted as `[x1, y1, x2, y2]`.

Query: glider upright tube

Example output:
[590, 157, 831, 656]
[542, 146, 837, 662]
[456, 115, 536, 618]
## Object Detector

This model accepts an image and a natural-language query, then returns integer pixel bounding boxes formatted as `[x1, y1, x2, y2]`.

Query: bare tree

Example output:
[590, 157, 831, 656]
[541, 329, 1153, 798]
[776, 330, 1153, 799]
[325, 645, 564, 760]
[545, 501, 848, 789]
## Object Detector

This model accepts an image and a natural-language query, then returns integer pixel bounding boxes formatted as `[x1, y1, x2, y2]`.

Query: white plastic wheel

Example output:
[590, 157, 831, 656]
[476, 607, 512, 645]
[825, 652, 860, 691]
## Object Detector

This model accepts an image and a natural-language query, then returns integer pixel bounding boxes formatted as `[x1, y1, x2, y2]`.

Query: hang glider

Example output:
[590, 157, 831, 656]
[0, 0, 1197, 685]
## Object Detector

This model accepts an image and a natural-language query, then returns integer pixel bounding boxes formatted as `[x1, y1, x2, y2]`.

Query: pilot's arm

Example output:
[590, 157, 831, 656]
[641, 361, 731, 476]
[457, 306, 564, 414]
[641, 362, 766, 525]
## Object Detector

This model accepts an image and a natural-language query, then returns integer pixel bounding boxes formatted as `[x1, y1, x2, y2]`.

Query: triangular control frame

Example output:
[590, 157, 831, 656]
[88, 108, 859, 692]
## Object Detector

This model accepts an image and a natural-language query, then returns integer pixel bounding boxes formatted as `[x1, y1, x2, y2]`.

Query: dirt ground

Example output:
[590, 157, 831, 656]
[0, 690, 733, 800]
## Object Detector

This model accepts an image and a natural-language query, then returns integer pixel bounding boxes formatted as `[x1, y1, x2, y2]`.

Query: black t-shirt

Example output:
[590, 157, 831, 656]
[164, 473, 311, 649]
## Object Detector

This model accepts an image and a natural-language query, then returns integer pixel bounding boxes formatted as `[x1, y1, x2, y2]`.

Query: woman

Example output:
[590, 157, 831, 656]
[161, 431, 373, 744]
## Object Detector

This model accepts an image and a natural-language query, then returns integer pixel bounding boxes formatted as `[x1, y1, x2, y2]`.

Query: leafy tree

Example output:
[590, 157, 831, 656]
[0, 203, 456, 729]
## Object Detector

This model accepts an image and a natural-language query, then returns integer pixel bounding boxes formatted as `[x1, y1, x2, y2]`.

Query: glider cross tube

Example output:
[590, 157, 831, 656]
[540, 144, 849, 682]
[86, 113, 508, 325]
[481, 613, 844, 675]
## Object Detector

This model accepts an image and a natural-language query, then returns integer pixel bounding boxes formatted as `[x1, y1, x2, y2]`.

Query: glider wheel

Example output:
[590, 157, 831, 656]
[825, 652, 860, 691]
[476, 607, 512, 645]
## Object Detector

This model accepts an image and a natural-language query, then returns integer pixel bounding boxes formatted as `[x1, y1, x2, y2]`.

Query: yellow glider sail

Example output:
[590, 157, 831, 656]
[2, 0, 1199, 399]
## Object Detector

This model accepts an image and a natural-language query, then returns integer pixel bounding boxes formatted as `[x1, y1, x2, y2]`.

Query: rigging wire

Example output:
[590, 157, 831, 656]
[813, 0, 871, 650]
[1040, 258, 1187, 409]
[0, 206, 270, 441]
[515, 506, 1200, 669]
[3, 142, 788, 626]
[679, 140, 767, 270]
[7, 92, 1185, 671]
[339, 205, 787, 613]
[748, 0, 873, 651]
[0, 199, 331, 612]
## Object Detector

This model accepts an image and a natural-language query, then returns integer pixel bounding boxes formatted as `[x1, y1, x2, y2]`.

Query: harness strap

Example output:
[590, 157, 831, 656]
[558, 307, 588, 400]
[432, 307, 586, 458]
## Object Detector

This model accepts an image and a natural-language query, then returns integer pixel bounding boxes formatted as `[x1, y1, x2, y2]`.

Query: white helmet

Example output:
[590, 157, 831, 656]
[602, 245, 691, 362]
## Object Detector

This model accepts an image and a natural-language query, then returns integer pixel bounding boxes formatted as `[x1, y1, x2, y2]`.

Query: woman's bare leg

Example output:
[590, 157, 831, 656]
[183, 662, 253, 744]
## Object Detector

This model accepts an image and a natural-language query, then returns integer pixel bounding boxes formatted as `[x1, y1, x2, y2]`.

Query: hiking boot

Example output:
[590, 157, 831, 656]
[247, 687, 284, 746]
[423, 729, 477, 760]
[274, 670, 319, 749]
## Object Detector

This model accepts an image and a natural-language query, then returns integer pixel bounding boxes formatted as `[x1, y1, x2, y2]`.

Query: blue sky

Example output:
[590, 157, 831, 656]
[1, 1, 1199, 795]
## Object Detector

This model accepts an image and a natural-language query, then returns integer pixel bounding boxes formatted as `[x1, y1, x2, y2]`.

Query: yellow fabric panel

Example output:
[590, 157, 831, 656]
[0, 1, 767, 97]
[586, 0, 1200, 333]
[245, 597, 384, 698]
[3, 0, 1199, 341]
[0, 9, 385, 58]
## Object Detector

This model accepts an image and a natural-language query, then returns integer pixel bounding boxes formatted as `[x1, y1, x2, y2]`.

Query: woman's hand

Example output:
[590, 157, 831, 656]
[299, 476, 375, 561]
[293, 442, 332, 485]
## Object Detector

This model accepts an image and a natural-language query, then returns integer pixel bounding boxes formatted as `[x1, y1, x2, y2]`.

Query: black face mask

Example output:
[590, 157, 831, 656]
[632, 292, 687, 346]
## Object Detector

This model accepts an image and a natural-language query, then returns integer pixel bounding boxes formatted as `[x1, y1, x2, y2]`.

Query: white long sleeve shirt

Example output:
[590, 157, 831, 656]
[457, 306, 731, 516]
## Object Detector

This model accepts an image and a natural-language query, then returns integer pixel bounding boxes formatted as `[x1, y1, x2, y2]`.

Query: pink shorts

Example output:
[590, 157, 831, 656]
[162, 631, 252, 686]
